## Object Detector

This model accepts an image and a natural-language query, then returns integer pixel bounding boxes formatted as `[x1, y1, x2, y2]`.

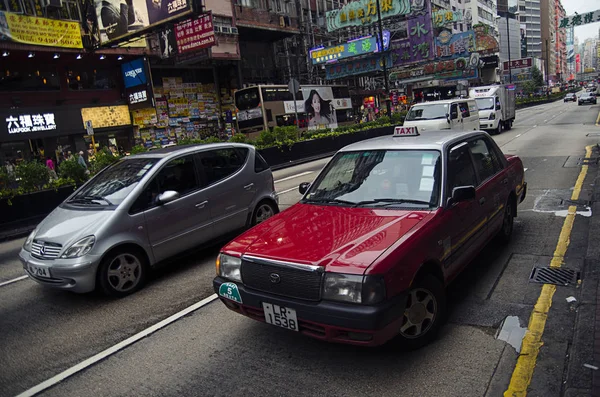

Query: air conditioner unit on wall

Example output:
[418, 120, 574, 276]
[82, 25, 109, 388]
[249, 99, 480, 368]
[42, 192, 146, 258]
[230, 27, 239, 34]
[214, 25, 222, 33]
[222, 26, 232, 34]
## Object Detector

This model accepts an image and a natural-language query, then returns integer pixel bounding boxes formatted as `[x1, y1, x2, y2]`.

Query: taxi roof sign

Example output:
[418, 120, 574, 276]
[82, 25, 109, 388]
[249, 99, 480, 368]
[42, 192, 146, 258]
[393, 126, 419, 137]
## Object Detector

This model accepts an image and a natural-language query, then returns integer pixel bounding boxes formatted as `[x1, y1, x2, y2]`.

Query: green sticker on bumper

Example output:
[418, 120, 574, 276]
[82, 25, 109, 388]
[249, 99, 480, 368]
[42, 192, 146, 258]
[219, 282, 243, 304]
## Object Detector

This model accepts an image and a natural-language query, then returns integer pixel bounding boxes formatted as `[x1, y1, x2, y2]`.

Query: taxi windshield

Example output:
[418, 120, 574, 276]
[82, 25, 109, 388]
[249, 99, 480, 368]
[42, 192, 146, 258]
[405, 104, 449, 121]
[303, 150, 441, 208]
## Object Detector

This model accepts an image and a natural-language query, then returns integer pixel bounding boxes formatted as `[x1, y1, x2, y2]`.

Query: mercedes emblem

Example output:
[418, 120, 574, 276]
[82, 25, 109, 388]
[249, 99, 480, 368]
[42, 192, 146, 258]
[39, 243, 46, 256]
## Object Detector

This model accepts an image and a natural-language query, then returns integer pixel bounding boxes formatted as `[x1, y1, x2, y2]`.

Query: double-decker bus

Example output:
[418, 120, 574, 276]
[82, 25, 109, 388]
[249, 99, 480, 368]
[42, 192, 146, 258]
[234, 84, 354, 136]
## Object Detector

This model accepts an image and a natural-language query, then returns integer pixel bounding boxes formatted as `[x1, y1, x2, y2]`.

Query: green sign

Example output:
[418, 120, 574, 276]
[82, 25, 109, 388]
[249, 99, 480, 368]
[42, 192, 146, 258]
[558, 9, 600, 29]
[218, 282, 243, 304]
[326, 0, 411, 32]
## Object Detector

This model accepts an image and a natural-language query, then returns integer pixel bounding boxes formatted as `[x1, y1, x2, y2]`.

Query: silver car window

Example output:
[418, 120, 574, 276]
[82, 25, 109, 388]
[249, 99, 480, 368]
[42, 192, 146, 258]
[200, 148, 248, 185]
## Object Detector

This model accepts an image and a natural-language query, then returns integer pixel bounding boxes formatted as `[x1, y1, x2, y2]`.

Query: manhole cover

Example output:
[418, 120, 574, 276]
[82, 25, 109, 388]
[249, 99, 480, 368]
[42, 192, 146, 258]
[529, 267, 578, 286]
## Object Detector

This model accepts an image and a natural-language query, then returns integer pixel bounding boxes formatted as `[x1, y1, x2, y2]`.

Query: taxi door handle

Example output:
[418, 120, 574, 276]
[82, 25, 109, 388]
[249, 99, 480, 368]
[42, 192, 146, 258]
[479, 197, 486, 205]
[195, 201, 208, 209]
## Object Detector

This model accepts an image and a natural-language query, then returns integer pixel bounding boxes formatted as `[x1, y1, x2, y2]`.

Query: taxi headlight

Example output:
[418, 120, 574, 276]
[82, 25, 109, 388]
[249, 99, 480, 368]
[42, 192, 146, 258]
[61, 236, 95, 258]
[322, 273, 386, 305]
[218, 254, 242, 282]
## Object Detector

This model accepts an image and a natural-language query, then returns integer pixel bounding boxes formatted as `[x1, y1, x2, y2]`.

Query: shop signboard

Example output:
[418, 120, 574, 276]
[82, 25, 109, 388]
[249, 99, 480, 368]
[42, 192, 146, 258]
[434, 30, 475, 59]
[432, 9, 464, 28]
[5, 113, 57, 134]
[310, 31, 389, 65]
[175, 13, 216, 53]
[473, 25, 499, 55]
[391, 12, 434, 67]
[390, 58, 478, 83]
[126, 86, 154, 110]
[325, 53, 393, 80]
[325, 0, 411, 32]
[558, 9, 600, 29]
[0, 11, 83, 48]
[80, 105, 131, 129]
[92, 0, 194, 45]
[503, 57, 532, 71]
[121, 58, 148, 89]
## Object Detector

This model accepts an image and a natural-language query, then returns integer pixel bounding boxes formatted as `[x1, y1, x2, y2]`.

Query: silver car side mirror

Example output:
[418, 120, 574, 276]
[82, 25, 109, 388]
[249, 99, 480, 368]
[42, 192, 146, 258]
[157, 190, 180, 205]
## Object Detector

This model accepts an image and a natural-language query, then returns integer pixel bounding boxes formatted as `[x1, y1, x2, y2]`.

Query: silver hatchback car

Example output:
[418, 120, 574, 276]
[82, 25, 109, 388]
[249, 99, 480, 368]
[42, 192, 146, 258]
[19, 143, 279, 297]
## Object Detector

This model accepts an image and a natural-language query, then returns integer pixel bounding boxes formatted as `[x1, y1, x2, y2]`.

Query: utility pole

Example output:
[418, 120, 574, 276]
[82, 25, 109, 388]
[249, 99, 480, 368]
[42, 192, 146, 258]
[375, 0, 392, 116]
[506, 13, 512, 83]
[545, 38, 550, 100]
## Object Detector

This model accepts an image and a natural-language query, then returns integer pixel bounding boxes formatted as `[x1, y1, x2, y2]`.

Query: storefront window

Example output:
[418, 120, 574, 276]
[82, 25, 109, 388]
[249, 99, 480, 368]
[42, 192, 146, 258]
[0, 67, 60, 91]
[66, 67, 118, 90]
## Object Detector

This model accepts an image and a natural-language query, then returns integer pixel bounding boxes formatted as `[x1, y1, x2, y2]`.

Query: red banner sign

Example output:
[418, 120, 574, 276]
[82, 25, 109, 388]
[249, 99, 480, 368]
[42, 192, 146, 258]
[175, 13, 216, 54]
[502, 57, 532, 71]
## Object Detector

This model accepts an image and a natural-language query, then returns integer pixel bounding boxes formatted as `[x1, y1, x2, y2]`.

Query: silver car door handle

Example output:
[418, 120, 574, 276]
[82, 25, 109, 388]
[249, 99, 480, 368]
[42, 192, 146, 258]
[195, 201, 208, 209]
[244, 183, 254, 190]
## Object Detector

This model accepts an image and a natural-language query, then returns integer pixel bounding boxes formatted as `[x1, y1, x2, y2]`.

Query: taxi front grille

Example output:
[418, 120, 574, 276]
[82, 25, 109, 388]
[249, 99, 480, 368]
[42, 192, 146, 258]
[31, 241, 62, 260]
[241, 260, 323, 301]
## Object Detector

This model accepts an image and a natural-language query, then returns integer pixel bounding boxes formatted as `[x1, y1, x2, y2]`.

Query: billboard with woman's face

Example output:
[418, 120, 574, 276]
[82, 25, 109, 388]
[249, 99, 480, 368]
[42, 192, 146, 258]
[302, 87, 338, 130]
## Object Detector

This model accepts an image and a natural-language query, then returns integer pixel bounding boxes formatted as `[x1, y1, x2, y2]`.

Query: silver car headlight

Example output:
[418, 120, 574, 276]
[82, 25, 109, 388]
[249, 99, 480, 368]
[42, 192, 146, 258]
[217, 253, 242, 282]
[23, 230, 36, 252]
[322, 273, 386, 305]
[61, 236, 95, 258]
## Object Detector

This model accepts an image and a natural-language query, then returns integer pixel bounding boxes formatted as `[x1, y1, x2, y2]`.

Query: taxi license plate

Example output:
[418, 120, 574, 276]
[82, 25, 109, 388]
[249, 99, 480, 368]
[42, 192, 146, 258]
[262, 303, 299, 332]
[29, 264, 51, 278]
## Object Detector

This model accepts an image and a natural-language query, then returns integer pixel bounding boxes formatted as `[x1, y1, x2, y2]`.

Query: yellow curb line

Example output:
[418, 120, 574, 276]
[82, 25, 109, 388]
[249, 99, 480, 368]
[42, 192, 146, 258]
[504, 145, 593, 397]
[596, 109, 600, 126]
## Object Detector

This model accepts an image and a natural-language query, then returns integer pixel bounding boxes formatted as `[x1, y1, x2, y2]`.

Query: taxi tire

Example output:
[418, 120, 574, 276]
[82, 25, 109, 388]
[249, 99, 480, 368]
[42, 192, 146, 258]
[391, 274, 446, 351]
[497, 199, 514, 244]
[96, 247, 148, 298]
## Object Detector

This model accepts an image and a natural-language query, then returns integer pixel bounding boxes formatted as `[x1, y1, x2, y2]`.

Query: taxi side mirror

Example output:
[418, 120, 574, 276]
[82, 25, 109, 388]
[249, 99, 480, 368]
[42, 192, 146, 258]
[449, 186, 476, 205]
[299, 182, 310, 195]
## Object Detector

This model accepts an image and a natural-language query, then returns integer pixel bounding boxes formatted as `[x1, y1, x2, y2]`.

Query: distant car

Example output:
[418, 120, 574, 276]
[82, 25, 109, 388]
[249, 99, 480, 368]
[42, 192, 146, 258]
[564, 93, 576, 102]
[20, 143, 279, 297]
[579, 92, 597, 105]
[214, 129, 526, 349]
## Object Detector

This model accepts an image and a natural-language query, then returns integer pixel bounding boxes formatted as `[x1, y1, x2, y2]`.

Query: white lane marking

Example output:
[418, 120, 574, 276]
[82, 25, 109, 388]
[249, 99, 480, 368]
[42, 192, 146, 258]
[515, 134, 522, 137]
[16, 294, 219, 397]
[0, 275, 28, 287]
[277, 186, 300, 195]
[274, 171, 313, 183]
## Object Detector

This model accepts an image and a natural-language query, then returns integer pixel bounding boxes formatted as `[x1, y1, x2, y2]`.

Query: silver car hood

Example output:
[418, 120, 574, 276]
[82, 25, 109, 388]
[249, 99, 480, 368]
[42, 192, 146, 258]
[33, 205, 115, 247]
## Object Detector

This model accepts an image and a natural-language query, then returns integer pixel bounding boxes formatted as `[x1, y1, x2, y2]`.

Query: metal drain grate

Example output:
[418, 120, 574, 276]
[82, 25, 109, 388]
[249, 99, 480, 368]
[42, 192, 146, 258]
[529, 267, 578, 286]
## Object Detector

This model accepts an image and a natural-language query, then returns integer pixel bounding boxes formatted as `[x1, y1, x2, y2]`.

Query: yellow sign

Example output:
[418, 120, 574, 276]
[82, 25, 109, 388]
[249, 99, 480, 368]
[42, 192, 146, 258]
[132, 108, 158, 127]
[81, 106, 131, 129]
[2, 12, 83, 49]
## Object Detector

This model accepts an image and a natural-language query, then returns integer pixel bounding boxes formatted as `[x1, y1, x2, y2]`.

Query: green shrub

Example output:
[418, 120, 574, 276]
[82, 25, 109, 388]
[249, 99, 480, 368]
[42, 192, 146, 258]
[201, 136, 222, 144]
[0, 167, 15, 190]
[15, 161, 49, 193]
[229, 133, 249, 143]
[376, 116, 390, 125]
[130, 145, 148, 154]
[89, 149, 120, 175]
[58, 158, 88, 185]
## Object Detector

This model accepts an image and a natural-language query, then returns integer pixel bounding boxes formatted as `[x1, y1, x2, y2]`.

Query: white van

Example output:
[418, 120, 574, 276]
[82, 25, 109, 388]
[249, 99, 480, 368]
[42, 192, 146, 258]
[469, 85, 516, 134]
[403, 99, 480, 132]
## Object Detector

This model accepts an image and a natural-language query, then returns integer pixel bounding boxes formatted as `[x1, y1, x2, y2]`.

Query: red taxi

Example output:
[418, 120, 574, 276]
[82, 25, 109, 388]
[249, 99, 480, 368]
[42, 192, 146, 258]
[213, 128, 526, 349]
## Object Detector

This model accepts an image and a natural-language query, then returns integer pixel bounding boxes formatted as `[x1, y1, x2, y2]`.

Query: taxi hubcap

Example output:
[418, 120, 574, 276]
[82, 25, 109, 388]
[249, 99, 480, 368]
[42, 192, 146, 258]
[107, 254, 142, 292]
[400, 288, 436, 338]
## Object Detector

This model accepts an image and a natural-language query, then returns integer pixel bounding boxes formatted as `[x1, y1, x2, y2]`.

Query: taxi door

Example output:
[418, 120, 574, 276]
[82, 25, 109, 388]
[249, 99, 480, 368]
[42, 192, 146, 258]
[439, 141, 488, 278]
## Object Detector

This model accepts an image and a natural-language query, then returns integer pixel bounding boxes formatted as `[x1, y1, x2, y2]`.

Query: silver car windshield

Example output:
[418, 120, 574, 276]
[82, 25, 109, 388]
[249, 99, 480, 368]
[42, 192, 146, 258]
[69, 158, 158, 206]
[303, 150, 441, 208]
[405, 104, 449, 121]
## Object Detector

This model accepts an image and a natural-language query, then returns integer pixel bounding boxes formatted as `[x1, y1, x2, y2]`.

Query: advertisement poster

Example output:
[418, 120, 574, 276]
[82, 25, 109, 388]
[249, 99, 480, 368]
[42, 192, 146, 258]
[93, 0, 192, 44]
[0, 11, 83, 48]
[301, 87, 338, 130]
[121, 58, 148, 88]
[175, 13, 215, 53]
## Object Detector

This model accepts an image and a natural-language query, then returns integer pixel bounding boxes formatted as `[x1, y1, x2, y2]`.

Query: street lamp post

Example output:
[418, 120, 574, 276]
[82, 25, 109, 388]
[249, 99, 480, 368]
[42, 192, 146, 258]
[545, 39, 550, 100]
[375, 0, 392, 116]
[497, 11, 519, 84]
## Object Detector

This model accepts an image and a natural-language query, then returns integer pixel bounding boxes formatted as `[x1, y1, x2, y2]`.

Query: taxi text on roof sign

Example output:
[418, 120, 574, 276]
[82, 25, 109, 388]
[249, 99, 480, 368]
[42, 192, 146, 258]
[393, 126, 419, 137]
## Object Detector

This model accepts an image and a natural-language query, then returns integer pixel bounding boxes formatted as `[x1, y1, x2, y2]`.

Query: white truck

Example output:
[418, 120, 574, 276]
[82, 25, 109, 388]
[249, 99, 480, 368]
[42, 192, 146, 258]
[469, 85, 516, 134]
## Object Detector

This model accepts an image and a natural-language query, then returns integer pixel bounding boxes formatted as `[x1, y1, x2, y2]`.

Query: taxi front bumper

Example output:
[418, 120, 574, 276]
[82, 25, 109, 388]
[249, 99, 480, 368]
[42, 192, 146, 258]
[213, 277, 407, 346]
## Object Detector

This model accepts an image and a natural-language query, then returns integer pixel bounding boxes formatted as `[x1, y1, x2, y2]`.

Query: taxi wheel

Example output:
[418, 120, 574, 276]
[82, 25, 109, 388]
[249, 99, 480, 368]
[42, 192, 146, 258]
[393, 274, 446, 351]
[97, 248, 148, 298]
[497, 199, 514, 243]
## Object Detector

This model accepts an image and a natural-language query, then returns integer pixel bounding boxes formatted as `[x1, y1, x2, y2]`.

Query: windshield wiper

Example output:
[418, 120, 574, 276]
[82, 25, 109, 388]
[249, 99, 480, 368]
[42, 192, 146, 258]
[303, 198, 356, 206]
[84, 196, 114, 205]
[68, 196, 113, 206]
[354, 198, 434, 208]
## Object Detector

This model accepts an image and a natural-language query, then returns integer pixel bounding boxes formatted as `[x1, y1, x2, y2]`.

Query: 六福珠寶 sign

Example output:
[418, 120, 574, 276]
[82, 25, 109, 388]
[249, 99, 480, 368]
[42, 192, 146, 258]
[6, 113, 56, 134]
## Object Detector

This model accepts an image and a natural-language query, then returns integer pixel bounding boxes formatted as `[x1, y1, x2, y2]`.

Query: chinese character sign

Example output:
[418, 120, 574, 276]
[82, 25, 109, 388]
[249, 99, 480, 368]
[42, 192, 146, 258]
[326, 53, 393, 80]
[310, 33, 389, 65]
[326, 0, 411, 32]
[391, 13, 434, 67]
[502, 57, 532, 71]
[558, 9, 600, 29]
[175, 13, 216, 53]
[432, 9, 463, 28]
[434, 30, 476, 59]
[0, 11, 83, 48]
[6, 113, 57, 134]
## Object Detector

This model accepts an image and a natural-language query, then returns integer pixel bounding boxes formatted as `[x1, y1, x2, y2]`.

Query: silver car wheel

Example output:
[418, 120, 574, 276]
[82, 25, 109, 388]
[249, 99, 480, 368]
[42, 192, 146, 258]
[255, 204, 275, 224]
[106, 253, 142, 292]
[400, 288, 437, 339]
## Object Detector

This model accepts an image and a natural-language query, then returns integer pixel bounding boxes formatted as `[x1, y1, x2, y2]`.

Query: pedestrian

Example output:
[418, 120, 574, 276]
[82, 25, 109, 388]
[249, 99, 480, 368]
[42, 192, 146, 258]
[5, 160, 14, 176]
[77, 151, 88, 171]
[46, 157, 58, 180]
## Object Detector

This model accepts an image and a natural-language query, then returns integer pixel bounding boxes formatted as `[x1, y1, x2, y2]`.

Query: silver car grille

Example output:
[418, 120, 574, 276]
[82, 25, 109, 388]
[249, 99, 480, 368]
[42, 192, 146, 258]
[31, 240, 62, 260]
